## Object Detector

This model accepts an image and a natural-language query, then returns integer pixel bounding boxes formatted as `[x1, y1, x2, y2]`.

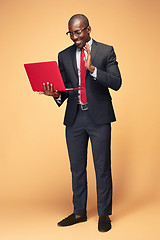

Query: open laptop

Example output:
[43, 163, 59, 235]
[24, 61, 80, 92]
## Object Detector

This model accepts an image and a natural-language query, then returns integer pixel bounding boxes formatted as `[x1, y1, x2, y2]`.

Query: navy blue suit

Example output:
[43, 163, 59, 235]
[56, 39, 122, 216]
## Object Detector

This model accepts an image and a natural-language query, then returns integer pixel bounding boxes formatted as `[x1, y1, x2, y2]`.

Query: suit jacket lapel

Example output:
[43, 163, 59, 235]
[68, 44, 79, 87]
[70, 44, 78, 76]
[91, 39, 98, 64]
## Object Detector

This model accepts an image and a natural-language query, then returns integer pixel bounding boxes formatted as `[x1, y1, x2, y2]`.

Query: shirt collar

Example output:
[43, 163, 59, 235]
[87, 38, 93, 49]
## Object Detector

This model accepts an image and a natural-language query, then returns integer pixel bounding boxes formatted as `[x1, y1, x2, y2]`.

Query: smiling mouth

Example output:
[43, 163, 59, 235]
[74, 40, 81, 45]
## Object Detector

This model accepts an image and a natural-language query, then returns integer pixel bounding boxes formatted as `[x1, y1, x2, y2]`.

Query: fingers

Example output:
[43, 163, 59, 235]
[84, 43, 90, 53]
[43, 83, 46, 91]
[51, 83, 53, 92]
[47, 82, 50, 91]
[43, 82, 52, 92]
[53, 90, 60, 98]
[85, 43, 89, 49]
[53, 90, 58, 97]
[42, 82, 58, 97]
[43, 82, 51, 95]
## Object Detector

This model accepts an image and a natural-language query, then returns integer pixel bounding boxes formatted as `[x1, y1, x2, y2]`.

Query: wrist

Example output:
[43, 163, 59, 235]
[89, 65, 95, 74]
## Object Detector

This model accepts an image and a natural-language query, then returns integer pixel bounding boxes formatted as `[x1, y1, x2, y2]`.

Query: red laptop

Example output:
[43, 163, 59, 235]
[24, 61, 80, 92]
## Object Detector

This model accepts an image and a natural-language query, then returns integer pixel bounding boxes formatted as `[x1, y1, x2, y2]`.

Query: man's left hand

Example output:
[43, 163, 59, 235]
[83, 43, 95, 73]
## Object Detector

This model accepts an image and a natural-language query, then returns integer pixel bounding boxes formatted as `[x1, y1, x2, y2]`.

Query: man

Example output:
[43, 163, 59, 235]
[43, 14, 122, 232]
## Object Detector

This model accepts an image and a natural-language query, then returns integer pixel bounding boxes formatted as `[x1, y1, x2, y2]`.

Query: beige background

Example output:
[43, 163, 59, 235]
[0, 0, 160, 239]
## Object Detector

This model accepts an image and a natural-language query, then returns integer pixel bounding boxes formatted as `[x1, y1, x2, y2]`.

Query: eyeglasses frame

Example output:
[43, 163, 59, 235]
[66, 26, 89, 37]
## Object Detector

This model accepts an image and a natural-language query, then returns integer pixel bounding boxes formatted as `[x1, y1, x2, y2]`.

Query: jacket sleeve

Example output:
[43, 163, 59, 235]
[96, 46, 122, 91]
[54, 53, 69, 107]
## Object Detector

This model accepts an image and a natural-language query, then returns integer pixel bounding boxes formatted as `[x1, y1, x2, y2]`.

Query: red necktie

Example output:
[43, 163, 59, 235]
[80, 48, 87, 104]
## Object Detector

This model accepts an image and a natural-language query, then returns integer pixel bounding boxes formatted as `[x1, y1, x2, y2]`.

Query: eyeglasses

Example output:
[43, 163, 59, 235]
[66, 26, 89, 37]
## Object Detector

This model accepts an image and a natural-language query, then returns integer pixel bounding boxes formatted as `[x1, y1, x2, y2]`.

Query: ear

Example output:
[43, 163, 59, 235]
[87, 26, 91, 34]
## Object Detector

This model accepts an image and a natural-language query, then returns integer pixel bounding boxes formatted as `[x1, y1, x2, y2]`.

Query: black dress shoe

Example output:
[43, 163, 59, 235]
[57, 213, 87, 227]
[98, 216, 112, 232]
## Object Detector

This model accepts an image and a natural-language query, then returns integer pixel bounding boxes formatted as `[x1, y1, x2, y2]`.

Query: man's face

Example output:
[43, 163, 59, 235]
[68, 19, 91, 49]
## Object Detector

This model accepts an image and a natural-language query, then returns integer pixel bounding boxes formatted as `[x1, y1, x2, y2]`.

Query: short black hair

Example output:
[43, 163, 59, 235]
[68, 14, 89, 27]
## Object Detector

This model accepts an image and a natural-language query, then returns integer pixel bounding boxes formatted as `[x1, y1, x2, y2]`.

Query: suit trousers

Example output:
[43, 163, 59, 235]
[65, 106, 112, 216]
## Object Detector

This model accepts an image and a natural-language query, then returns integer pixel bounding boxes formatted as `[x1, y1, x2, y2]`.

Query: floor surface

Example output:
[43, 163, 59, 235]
[0, 198, 160, 240]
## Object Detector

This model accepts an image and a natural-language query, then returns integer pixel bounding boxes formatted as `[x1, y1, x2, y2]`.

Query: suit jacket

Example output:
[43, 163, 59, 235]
[56, 39, 122, 127]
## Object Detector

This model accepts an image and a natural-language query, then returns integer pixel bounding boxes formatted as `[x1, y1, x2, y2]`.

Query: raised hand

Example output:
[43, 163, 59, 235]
[83, 43, 95, 73]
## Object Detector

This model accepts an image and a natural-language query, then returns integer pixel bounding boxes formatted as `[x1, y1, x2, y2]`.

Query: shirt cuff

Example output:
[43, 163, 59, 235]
[54, 94, 61, 104]
[90, 67, 97, 80]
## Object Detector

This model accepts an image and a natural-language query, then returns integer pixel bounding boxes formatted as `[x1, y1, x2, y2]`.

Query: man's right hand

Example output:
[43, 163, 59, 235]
[40, 82, 60, 98]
